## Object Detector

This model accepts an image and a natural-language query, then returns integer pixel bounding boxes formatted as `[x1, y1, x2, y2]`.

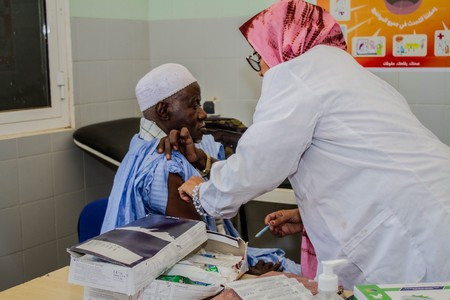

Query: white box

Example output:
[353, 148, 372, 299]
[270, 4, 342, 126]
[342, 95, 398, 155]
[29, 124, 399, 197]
[354, 282, 450, 300]
[68, 215, 208, 295]
[84, 231, 248, 300]
[84, 280, 225, 300]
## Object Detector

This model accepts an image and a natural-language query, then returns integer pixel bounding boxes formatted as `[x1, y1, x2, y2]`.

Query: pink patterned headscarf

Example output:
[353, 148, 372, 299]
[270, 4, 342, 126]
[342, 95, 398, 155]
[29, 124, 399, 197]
[239, 0, 346, 68]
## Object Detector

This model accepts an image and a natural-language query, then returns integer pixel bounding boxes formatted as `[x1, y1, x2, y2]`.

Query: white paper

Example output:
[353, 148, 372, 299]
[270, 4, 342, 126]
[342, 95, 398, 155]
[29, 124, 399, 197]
[206, 232, 239, 248]
[76, 240, 142, 265]
[226, 275, 314, 300]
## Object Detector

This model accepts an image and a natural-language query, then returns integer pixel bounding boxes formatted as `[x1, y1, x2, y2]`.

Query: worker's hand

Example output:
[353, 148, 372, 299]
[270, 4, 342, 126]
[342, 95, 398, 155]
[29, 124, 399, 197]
[158, 127, 200, 162]
[178, 176, 204, 202]
[247, 260, 282, 276]
[264, 208, 303, 237]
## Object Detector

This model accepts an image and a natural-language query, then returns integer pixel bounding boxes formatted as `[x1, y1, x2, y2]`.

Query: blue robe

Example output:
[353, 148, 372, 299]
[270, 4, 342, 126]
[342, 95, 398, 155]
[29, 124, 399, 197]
[101, 134, 226, 233]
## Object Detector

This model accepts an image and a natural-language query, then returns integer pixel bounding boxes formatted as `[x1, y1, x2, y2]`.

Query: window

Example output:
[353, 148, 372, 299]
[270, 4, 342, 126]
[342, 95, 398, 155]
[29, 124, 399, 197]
[0, 0, 73, 138]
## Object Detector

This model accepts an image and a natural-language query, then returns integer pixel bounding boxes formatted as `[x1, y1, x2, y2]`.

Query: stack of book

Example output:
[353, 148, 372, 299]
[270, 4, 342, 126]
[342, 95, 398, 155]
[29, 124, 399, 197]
[67, 214, 208, 296]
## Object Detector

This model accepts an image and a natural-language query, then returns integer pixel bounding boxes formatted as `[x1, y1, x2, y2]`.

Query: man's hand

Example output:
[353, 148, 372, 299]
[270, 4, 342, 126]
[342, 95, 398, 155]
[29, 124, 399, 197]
[264, 208, 303, 237]
[178, 176, 204, 202]
[158, 127, 199, 162]
[247, 260, 282, 276]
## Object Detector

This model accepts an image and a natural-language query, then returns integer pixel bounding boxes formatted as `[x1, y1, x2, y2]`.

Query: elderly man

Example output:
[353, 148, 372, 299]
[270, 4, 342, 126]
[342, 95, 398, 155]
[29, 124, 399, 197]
[101, 63, 230, 234]
[100, 63, 299, 274]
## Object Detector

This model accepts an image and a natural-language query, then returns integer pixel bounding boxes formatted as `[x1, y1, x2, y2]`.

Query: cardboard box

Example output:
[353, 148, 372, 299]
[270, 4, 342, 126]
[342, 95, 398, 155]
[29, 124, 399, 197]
[84, 280, 224, 300]
[354, 282, 450, 300]
[68, 215, 208, 295]
[84, 231, 248, 300]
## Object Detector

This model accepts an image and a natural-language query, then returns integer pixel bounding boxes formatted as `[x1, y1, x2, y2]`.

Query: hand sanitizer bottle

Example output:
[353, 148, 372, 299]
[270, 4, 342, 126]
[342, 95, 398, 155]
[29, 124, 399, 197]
[314, 259, 348, 300]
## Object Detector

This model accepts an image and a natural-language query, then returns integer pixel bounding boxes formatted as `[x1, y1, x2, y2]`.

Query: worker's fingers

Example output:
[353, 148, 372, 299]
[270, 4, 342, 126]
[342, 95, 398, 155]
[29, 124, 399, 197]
[178, 176, 204, 201]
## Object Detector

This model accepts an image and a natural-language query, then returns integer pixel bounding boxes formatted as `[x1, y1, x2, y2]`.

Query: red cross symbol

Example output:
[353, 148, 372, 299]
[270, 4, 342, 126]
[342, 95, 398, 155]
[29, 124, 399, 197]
[437, 32, 445, 40]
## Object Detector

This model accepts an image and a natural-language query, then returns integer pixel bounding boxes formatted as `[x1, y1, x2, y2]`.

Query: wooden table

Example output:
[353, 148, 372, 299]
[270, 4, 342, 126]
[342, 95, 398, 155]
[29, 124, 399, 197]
[0, 267, 83, 300]
[0, 266, 353, 300]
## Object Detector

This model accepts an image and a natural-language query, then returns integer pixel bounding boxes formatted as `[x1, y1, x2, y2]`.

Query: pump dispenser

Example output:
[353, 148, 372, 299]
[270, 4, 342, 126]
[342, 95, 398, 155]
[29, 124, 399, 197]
[314, 259, 348, 300]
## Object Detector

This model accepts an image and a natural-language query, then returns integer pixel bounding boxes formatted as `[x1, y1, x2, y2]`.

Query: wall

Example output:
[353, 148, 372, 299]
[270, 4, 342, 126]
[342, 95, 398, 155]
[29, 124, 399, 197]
[148, 0, 277, 20]
[70, 0, 149, 20]
[0, 0, 449, 292]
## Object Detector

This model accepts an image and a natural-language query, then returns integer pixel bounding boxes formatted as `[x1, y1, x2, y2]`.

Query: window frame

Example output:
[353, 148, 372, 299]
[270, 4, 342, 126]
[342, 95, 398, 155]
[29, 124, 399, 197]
[0, 0, 73, 139]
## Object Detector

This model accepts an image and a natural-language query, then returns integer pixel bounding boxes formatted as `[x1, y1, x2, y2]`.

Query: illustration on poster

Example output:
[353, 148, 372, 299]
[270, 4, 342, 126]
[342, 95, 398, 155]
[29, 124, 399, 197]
[384, 0, 422, 15]
[315, 0, 449, 68]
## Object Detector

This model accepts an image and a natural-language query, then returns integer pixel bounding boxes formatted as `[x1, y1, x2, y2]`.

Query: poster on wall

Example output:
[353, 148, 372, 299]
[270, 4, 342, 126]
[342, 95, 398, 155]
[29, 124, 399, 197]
[310, 0, 449, 69]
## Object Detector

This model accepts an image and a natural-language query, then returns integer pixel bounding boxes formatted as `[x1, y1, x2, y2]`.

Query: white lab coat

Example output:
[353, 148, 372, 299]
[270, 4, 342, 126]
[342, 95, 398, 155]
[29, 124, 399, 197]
[199, 45, 450, 288]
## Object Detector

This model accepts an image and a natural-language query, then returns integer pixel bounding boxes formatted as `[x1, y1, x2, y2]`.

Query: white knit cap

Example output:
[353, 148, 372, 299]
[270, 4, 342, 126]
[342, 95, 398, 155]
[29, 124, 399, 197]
[135, 63, 197, 112]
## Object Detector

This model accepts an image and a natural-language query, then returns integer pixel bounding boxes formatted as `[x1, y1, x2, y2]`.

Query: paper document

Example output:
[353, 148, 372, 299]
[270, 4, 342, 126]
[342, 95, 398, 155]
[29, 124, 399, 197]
[226, 275, 313, 300]
[76, 239, 142, 265]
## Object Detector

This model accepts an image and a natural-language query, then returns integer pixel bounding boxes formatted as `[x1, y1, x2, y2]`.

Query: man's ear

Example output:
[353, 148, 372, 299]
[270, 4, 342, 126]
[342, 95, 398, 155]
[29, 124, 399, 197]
[155, 101, 170, 120]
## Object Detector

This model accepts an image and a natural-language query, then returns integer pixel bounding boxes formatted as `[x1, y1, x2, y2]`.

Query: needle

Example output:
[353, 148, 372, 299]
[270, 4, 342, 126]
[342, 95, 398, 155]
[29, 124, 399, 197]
[247, 224, 271, 244]
[254, 224, 270, 238]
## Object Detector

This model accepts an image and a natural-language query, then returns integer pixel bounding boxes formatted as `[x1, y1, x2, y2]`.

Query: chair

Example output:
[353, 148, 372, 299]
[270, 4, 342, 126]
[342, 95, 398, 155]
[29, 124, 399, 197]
[77, 198, 109, 243]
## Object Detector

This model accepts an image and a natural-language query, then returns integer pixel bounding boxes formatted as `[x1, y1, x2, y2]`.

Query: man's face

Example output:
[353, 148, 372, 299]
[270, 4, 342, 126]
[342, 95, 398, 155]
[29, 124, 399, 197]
[167, 82, 207, 143]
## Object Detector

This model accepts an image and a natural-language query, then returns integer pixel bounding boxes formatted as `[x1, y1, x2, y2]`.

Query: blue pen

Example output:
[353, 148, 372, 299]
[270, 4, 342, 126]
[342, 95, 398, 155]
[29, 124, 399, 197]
[254, 224, 270, 238]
